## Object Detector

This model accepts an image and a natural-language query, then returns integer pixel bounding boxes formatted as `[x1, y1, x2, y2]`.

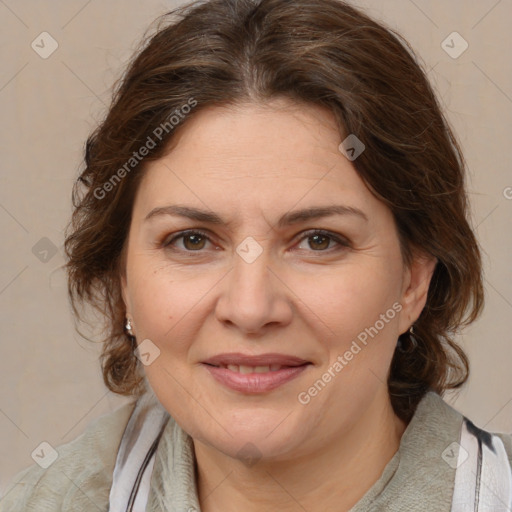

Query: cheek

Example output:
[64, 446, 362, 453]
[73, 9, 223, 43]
[128, 264, 202, 415]
[293, 259, 403, 345]
[127, 258, 218, 350]
[130, 269, 174, 333]
[126, 259, 181, 348]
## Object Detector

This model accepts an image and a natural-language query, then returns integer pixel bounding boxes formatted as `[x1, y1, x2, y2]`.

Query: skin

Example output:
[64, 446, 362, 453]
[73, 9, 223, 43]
[120, 98, 437, 512]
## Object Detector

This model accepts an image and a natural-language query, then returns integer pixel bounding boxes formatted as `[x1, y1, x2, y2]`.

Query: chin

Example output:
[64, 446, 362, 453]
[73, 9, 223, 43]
[192, 410, 309, 465]
[204, 434, 301, 467]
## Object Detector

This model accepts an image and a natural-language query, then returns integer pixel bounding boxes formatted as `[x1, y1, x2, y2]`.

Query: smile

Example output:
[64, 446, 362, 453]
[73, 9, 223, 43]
[201, 360, 311, 394]
[213, 364, 289, 373]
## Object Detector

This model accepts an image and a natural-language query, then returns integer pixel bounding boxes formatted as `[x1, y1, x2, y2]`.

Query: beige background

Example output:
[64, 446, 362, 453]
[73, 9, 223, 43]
[1, 0, 511, 495]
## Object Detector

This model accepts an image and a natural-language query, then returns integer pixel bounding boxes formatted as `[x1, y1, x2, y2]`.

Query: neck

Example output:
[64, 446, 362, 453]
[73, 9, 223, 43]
[194, 393, 408, 512]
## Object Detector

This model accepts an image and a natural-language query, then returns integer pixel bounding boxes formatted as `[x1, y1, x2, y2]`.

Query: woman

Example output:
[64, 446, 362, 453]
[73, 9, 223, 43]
[1, 0, 510, 510]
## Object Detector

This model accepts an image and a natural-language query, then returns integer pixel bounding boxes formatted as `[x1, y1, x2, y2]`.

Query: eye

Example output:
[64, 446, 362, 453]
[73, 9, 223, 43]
[295, 229, 350, 252]
[163, 229, 215, 252]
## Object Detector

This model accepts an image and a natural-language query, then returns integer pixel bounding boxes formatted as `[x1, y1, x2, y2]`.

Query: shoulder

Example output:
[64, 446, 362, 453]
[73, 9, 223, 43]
[432, 392, 512, 469]
[0, 400, 136, 512]
[453, 408, 512, 469]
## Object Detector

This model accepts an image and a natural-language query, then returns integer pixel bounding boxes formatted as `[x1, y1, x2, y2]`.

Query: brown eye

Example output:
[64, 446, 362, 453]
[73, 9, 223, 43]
[164, 230, 212, 251]
[307, 233, 331, 250]
[182, 233, 207, 250]
[296, 229, 350, 252]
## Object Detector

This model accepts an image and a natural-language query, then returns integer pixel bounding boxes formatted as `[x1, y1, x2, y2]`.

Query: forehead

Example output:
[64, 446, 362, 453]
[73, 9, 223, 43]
[133, 99, 384, 220]
[161, 99, 343, 173]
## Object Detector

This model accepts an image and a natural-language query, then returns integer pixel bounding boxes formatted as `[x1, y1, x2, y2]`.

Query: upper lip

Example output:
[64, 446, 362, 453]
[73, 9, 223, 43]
[202, 353, 311, 367]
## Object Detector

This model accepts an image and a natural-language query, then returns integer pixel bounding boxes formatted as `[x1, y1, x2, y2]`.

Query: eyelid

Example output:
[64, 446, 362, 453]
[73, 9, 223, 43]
[163, 228, 351, 253]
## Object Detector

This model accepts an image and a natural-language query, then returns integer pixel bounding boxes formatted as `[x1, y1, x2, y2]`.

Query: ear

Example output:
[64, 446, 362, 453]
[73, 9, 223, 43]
[397, 250, 437, 335]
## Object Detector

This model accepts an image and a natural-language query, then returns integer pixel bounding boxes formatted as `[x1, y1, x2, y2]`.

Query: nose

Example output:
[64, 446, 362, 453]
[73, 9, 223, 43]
[214, 245, 294, 335]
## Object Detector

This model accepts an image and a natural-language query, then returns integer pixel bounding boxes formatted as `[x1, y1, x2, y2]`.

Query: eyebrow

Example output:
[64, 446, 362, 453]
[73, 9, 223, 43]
[144, 204, 368, 227]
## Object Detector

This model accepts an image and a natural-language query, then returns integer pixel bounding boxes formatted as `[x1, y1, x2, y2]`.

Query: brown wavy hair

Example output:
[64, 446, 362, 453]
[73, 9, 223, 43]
[64, 0, 484, 423]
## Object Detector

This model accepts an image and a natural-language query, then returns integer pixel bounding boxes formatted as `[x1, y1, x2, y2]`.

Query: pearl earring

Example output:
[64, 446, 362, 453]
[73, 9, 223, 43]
[125, 317, 135, 338]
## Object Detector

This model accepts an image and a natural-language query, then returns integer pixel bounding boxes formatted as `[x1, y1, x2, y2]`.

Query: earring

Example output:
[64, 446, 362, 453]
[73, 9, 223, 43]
[409, 325, 418, 349]
[125, 317, 135, 338]
[397, 325, 418, 353]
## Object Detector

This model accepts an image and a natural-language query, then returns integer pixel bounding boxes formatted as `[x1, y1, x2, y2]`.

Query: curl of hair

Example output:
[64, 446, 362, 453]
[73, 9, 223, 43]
[64, 0, 484, 422]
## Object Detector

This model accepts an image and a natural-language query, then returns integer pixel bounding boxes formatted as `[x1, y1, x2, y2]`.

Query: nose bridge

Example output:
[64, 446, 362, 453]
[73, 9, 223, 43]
[233, 241, 271, 298]
[215, 238, 292, 332]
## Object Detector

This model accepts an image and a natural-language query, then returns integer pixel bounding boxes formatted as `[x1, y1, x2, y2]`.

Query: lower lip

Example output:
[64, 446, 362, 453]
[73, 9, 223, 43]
[202, 364, 311, 394]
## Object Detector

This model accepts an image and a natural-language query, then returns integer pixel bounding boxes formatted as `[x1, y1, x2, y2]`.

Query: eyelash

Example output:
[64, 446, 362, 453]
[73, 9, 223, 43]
[162, 228, 350, 254]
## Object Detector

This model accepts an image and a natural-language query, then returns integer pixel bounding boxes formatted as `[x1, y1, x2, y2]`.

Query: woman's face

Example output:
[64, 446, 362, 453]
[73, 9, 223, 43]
[121, 98, 435, 463]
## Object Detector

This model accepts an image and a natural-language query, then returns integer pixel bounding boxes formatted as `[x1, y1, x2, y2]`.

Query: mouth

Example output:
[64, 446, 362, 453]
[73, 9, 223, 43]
[202, 352, 311, 368]
[200, 353, 312, 393]
[204, 363, 303, 373]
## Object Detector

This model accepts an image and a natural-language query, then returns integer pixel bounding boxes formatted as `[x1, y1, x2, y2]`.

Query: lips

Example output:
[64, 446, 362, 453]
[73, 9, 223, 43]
[201, 353, 312, 393]
[202, 352, 310, 368]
